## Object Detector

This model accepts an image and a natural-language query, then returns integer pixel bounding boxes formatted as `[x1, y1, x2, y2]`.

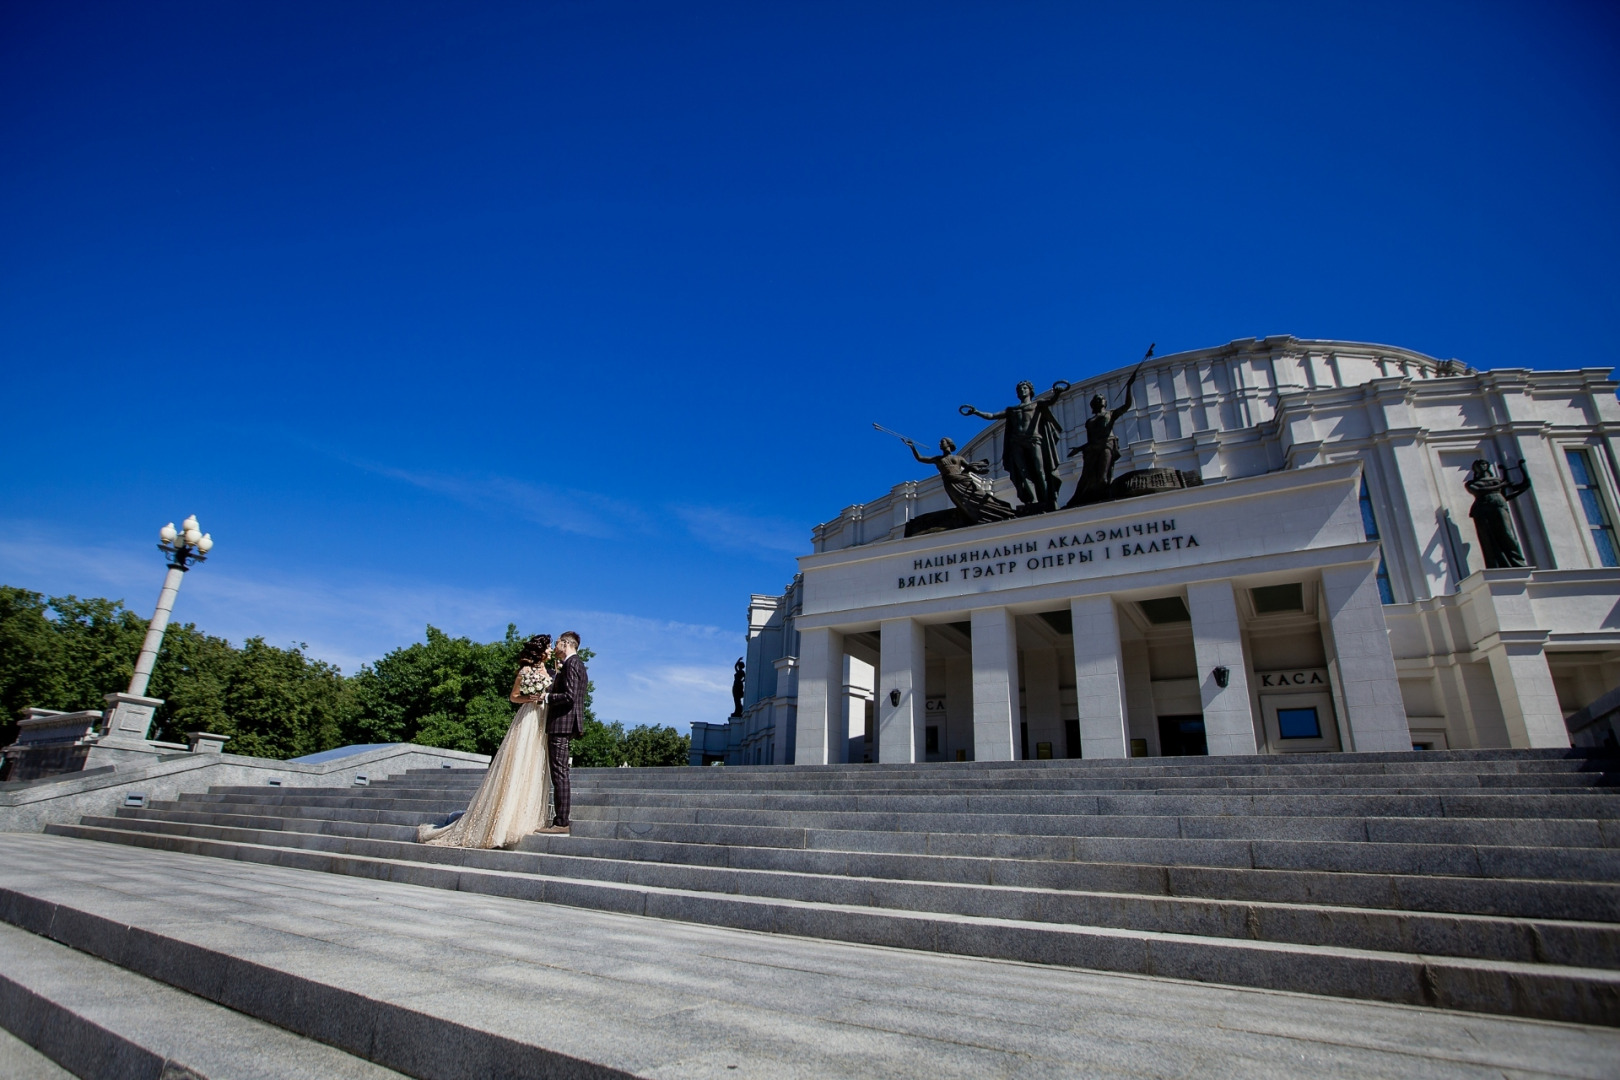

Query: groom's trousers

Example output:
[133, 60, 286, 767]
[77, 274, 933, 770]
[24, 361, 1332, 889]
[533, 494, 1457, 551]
[548, 734, 572, 826]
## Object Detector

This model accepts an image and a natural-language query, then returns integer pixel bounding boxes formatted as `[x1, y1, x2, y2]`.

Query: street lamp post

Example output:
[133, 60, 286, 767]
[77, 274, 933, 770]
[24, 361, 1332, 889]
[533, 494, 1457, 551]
[126, 516, 214, 697]
[100, 516, 214, 747]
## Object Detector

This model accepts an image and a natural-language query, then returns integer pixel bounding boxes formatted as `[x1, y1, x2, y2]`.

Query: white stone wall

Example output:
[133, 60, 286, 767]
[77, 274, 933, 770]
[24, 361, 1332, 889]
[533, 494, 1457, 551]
[731, 339, 1620, 759]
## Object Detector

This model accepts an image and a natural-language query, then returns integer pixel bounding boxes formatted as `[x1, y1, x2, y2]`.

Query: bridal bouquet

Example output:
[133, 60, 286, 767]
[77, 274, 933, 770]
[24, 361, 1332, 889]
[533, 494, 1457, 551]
[518, 666, 552, 697]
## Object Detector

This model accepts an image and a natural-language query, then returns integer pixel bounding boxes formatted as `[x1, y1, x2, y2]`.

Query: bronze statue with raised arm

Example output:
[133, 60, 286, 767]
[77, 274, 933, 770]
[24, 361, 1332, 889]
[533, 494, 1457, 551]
[1064, 366, 1141, 508]
[905, 436, 1018, 526]
[1466, 458, 1532, 569]
[959, 381, 1068, 513]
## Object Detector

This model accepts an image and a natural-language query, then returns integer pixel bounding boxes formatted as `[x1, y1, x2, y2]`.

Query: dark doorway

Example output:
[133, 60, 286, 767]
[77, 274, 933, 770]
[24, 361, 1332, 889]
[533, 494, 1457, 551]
[1157, 714, 1208, 756]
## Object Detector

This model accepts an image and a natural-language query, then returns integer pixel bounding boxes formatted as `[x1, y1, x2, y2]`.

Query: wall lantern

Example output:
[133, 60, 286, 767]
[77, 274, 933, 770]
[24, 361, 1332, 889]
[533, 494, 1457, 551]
[889, 689, 901, 707]
[1213, 666, 1230, 689]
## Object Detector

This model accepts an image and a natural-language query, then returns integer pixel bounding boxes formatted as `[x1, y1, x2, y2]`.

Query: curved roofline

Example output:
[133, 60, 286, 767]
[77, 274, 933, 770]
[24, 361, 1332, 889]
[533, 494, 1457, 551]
[955, 336, 1463, 461]
[1057, 335, 1454, 391]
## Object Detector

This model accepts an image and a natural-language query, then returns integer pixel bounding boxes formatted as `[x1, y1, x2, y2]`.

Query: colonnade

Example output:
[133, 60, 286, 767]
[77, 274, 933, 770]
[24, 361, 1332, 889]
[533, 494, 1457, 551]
[793, 563, 1413, 764]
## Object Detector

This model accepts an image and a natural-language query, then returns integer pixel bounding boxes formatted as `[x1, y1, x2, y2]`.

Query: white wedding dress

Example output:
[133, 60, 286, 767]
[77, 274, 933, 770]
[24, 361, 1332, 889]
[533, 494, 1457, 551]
[416, 664, 553, 849]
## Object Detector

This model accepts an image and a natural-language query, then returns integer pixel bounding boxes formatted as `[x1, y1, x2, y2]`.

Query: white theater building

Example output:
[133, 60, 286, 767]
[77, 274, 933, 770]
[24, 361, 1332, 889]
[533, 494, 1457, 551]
[693, 338, 1620, 766]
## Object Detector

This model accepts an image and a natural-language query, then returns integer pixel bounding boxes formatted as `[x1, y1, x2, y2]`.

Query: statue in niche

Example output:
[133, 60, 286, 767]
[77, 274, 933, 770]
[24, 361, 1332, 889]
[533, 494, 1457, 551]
[959, 381, 1069, 514]
[1064, 368, 1141, 508]
[1466, 459, 1532, 569]
[903, 436, 1019, 530]
[731, 658, 746, 717]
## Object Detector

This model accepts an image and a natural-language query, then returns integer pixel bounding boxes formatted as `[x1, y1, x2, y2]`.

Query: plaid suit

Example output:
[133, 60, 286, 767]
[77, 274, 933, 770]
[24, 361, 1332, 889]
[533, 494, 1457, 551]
[545, 654, 586, 826]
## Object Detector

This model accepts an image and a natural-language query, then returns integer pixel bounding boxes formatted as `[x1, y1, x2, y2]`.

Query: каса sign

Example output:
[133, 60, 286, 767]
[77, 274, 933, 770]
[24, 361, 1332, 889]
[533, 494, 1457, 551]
[1255, 668, 1330, 690]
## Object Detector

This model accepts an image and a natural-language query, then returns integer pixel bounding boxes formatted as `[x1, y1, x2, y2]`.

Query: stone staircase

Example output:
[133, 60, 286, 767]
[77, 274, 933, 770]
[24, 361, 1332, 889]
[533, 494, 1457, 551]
[44, 748, 1620, 1026]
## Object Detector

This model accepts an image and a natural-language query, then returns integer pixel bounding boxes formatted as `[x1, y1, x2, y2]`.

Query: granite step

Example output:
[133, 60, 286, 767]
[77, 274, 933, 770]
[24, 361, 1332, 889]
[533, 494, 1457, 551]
[555, 816, 1620, 880]
[519, 830, 1620, 922]
[119, 803, 1620, 848]
[569, 792, 1620, 826]
[389, 763, 1619, 794]
[561, 750, 1620, 779]
[100, 806, 1620, 921]
[58, 815, 1620, 969]
[221, 773, 1620, 799]
[172, 787, 1620, 819]
[13, 833, 1620, 1079]
[0, 919, 405, 1079]
[145, 799, 452, 828]
[30, 823, 1620, 1026]
[49, 750, 1620, 1024]
[576, 777, 1620, 793]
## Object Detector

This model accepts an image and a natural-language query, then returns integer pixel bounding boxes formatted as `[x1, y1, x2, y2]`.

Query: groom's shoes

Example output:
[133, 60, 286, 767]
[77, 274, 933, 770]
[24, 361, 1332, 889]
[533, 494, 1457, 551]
[537, 825, 571, 834]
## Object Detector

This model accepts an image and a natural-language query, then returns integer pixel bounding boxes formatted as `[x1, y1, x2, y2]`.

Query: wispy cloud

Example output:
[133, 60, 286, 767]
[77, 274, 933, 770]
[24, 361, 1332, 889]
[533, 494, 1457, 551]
[0, 520, 739, 733]
[342, 446, 807, 561]
[355, 461, 651, 540]
[671, 504, 805, 555]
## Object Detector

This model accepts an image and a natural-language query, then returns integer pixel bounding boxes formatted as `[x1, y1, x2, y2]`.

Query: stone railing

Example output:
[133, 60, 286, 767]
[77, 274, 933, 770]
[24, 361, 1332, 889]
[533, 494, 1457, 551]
[0, 743, 490, 833]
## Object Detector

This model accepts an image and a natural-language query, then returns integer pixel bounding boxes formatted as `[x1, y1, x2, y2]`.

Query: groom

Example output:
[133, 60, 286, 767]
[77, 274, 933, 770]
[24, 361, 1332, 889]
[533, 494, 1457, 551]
[539, 630, 587, 833]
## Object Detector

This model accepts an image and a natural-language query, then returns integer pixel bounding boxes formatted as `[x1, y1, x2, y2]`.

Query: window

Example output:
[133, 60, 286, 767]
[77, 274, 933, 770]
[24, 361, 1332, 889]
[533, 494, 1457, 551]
[1359, 475, 1396, 603]
[1276, 707, 1322, 739]
[1566, 449, 1619, 568]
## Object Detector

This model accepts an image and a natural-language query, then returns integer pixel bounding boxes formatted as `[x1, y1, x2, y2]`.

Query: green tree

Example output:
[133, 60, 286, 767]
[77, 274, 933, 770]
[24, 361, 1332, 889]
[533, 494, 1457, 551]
[144, 622, 237, 740]
[216, 638, 355, 759]
[0, 588, 65, 747]
[0, 587, 691, 769]
[0, 587, 146, 748]
[571, 716, 625, 767]
[0, 586, 356, 761]
[350, 624, 528, 755]
[621, 724, 691, 767]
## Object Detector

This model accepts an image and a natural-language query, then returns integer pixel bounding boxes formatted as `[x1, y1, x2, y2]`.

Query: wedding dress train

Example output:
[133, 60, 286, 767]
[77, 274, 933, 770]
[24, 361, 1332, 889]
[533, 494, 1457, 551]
[416, 676, 552, 849]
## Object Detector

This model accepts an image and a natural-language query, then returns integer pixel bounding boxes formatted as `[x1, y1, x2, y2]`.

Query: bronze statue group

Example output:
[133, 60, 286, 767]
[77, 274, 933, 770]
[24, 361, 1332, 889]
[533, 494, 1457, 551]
[889, 347, 1153, 535]
[888, 347, 1538, 570]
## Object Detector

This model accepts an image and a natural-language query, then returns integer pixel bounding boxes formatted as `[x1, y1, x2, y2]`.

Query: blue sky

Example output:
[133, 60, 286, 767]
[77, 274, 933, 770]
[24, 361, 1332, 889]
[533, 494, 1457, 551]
[2, 1, 1616, 732]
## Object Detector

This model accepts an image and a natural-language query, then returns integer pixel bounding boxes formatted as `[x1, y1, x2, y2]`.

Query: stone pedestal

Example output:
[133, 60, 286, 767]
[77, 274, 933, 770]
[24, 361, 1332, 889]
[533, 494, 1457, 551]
[83, 692, 172, 770]
[188, 732, 230, 754]
[100, 692, 163, 743]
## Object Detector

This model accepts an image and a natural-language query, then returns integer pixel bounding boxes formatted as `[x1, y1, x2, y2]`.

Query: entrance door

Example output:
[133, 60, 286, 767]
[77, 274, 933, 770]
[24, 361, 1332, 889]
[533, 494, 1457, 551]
[1157, 714, 1208, 756]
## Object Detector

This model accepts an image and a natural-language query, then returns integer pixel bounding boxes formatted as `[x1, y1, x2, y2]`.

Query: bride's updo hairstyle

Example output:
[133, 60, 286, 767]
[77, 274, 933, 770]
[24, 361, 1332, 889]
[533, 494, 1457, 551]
[516, 633, 552, 667]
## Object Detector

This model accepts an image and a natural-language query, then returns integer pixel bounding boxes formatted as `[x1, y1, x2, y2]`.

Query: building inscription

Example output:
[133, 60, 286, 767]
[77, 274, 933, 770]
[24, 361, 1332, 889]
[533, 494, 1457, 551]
[898, 517, 1198, 589]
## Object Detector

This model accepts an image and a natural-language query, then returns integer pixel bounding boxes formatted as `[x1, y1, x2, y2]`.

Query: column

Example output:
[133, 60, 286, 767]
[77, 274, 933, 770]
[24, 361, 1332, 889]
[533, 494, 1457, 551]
[1485, 636, 1570, 748]
[1122, 640, 1156, 756]
[878, 618, 927, 763]
[971, 607, 1019, 761]
[1070, 595, 1128, 758]
[1320, 563, 1412, 752]
[1187, 582, 1258, 756]
[792, 627, 844, 765]
[1022, 647, 1062, 758]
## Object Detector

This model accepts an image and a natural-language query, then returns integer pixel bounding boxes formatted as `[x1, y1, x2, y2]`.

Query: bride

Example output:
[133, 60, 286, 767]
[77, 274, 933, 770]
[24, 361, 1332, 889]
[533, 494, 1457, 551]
[417, 633, 554, 848]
